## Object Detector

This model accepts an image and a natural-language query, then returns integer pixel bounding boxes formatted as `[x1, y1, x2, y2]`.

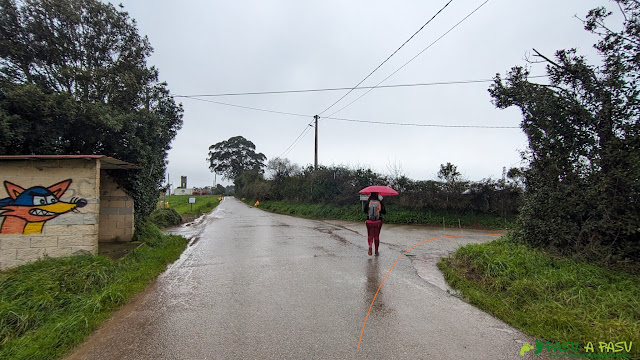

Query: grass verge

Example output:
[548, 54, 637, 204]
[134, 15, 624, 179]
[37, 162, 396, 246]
[255, 200, 514, 229]
[0, 223, 188, 360]
[437, 235, 640, 357]
[162, 195, 220, 218]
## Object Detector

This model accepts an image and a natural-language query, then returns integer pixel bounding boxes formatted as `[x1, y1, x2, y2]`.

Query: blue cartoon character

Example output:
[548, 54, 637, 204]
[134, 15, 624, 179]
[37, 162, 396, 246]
[0, 179, 87, 234]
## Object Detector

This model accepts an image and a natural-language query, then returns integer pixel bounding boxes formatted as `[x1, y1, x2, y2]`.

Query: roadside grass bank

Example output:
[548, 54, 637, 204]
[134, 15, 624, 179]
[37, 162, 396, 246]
[155, 195, 221, 223]
[253, 200, 514, 229]
[0, 223, 188, 360]
[164, 194, 220, 217]
[437, 235, 640, 357]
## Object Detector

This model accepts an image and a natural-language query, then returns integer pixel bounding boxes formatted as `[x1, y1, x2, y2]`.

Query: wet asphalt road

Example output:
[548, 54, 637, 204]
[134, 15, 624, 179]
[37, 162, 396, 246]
[66, 197, 544, 359]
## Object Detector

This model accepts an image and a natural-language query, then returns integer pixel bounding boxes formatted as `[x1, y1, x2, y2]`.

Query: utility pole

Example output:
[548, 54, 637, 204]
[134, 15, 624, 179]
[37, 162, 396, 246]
[314, 115, 319, 171]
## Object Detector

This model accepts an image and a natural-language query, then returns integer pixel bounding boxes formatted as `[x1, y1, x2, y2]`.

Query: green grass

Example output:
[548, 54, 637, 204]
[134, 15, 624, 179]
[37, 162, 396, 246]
[163, 195, 220, 217]
[0, 223, 189, 360]
[255, 200, 514, 229]
[438, 235, 640, 357]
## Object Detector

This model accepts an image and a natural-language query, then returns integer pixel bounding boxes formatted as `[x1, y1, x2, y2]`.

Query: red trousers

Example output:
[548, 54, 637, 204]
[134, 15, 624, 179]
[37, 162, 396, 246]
[365, 220, 382, 250]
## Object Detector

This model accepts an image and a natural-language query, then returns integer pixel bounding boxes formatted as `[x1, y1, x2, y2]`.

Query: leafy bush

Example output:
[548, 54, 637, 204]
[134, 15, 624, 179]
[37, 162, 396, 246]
[132, 221, 165, 247]
[149, 208, 182, 228]
[259, 201, 514, 229]
[243, 163, 523, 218]
[489, 2, 640, 263]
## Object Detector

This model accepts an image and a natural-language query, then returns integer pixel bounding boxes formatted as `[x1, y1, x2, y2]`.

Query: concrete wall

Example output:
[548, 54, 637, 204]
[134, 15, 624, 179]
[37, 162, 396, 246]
[174, 188, 193, 195]
[0, 159, 100, 270]
[99, 170, 134, 243]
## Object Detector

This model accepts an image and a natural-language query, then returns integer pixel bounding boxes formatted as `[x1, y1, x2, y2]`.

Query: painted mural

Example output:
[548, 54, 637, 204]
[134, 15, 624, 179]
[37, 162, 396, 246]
[0, 179, 87, 235]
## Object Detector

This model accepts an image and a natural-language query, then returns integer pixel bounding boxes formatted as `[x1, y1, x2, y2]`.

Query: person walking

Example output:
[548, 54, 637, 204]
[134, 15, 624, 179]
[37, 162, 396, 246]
[364, 192, 386, 256]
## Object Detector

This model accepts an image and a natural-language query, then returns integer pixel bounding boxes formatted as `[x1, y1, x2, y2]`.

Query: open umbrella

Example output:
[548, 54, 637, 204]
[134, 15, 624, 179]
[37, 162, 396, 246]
[359, 185, 398, 196]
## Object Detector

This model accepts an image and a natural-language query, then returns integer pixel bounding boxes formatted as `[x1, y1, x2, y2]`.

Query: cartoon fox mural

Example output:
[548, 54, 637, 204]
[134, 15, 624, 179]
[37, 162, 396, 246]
[0, 179, 87, 235]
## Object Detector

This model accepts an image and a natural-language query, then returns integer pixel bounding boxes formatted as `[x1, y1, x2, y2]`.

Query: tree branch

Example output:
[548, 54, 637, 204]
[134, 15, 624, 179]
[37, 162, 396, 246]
[593, 18, 640, 46]
[532, 48, 562, 69]
[617, 1, 628, 22]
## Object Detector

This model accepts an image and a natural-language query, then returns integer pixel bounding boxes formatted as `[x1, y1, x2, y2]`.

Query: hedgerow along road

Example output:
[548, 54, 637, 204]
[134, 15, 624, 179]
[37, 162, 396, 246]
[65, 197, 543, 359]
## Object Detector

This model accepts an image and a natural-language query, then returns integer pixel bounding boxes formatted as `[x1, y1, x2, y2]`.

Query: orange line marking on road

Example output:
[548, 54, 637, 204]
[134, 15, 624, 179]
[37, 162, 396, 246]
[357, 233, 504, 349]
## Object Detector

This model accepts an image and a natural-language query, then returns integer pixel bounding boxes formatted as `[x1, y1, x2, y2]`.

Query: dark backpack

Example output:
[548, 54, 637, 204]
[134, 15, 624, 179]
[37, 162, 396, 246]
[368, 200, 381, 220]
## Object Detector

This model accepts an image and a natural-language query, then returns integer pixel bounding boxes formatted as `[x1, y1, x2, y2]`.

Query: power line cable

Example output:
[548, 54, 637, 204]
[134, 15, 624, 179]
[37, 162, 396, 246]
[182, 96, 319, 158]
[323, 116, 519, 128]
[180, 96, 311, 118]
[279, 113, 517, 161]
[317, 0, 455, 116]
[279, 121, 314, 158]
[281, 125, 311, 158]
[181, 96, 317, 158]
[327, 0, 490, 118]
[173, 75, 546, 98]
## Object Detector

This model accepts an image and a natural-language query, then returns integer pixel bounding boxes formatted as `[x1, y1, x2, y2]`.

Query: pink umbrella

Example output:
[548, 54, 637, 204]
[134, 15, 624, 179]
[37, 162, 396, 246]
[359, 185, 398, 196]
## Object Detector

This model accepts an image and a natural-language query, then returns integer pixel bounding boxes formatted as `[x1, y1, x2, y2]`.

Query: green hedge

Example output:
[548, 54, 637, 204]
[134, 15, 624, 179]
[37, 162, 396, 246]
[257, 200, 514, 229]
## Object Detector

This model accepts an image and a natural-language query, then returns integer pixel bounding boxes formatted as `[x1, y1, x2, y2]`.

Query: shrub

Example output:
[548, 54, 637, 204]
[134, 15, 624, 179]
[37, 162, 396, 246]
[132, 221, 164, 247]
[149, 208, 182, 228]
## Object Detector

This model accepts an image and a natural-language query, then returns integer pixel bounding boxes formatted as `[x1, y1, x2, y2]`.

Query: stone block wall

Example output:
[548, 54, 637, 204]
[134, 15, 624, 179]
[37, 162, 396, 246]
[0, 159, 100, 270]
[99, 170, 134, 242]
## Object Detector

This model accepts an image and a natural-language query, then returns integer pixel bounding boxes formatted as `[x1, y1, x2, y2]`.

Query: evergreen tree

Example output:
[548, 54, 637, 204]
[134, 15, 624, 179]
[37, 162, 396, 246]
[489, 0, 640, 261]
[0, 0, 183, 222]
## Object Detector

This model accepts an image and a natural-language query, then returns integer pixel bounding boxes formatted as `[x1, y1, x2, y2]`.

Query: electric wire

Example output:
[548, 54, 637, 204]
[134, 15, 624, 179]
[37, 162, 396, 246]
[180, 97, 316, 159]
[317, 0, 455, 116]
[180, 96, 310, 118]
[327, 0, 490, 118]
[179, 0, 503, 161]
[279, 121, 314, 158]
[323, 116, 519, 128]
[180, 87, 521, 129]
[173, 75, 546, 98]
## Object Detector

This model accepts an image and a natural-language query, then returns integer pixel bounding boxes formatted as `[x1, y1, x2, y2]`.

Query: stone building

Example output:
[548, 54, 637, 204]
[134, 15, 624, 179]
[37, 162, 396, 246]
[0, 155, 138, 270]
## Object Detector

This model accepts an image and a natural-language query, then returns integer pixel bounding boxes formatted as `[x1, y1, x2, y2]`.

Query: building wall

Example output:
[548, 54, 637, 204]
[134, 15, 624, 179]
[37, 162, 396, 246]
[99, 170, 134, 243]
[0, 159, 100, 270]
[173, 188, 193, 195]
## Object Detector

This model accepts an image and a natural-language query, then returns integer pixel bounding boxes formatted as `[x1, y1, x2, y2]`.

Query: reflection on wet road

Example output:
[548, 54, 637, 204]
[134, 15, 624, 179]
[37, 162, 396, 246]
[66, 197, 543, 359]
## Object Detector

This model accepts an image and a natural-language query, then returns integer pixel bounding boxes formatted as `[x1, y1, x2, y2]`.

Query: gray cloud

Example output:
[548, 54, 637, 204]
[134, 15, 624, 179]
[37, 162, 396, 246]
[113, 0, 612, 187]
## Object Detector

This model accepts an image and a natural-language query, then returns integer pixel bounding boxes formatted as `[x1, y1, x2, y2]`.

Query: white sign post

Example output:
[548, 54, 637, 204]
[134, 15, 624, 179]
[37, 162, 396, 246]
[189, 197, 195, 211]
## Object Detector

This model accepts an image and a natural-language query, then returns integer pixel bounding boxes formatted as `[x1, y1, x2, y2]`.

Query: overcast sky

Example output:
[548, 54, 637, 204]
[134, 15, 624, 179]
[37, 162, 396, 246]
[112, 0, 613, 188]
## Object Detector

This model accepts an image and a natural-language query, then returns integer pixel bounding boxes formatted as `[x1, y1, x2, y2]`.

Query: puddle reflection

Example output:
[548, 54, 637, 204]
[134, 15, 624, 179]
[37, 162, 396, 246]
[365, 258, 388, 314]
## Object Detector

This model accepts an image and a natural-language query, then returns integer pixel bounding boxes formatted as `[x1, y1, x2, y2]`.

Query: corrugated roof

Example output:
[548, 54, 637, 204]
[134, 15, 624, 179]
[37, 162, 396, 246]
[0, 155, 139, 170]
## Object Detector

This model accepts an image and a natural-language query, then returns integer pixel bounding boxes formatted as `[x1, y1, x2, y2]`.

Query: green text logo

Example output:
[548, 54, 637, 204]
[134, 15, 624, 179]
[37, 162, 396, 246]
[519, 340, 633, 358]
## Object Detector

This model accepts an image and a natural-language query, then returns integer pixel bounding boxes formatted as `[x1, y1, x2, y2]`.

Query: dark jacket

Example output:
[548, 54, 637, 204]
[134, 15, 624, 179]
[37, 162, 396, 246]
[364, 198, 386, 221]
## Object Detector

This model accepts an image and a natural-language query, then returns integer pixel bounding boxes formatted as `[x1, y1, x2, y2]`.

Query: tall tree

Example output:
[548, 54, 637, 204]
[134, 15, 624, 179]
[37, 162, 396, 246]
[207, 136, 266, 180]
[266, 157, 300, 180]
[0, 0, 183, 221]
[437, 162, 462, 184]
[437, 162, 465, 208]
[489, 0, 640, 261]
